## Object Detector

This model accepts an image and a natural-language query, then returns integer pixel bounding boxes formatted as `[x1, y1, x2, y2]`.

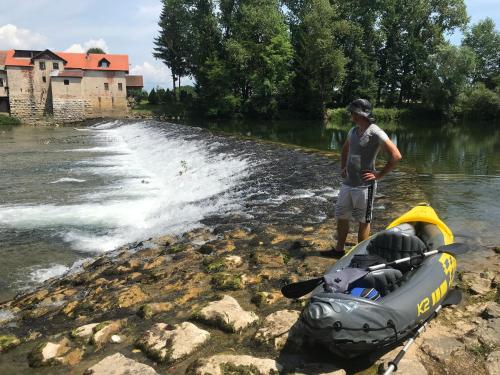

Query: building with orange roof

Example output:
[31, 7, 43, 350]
[0, 49, 143, 123]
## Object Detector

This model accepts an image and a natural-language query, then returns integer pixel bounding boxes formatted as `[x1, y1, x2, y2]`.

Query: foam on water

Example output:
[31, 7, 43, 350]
[0, 121, 251, 252]
[29, 264, 70, 284]
[50, 178, 86, 184]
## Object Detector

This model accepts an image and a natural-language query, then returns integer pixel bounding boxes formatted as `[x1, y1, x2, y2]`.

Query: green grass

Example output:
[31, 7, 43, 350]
[0, 113, 21, 126]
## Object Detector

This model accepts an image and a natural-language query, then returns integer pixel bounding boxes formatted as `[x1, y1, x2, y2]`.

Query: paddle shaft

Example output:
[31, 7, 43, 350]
[383, 304, 444, 375]
[369, 250, 439, 271]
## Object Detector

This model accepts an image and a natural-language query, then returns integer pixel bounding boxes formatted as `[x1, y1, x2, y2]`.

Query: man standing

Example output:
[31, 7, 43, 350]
[328, 99, 402, 257]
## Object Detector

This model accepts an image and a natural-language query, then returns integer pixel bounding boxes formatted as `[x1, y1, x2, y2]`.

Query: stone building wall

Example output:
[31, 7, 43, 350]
[82, 71, 128, 118]
[51, 76, 85, 122]
[31, 58, 64, 118]
[6, 67, 36, 122]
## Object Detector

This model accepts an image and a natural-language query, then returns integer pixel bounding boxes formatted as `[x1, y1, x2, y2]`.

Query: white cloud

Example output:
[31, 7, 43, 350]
[130, 61, 172, 88]
[0, 24, 47, 49]
[65, 38, 109, 53]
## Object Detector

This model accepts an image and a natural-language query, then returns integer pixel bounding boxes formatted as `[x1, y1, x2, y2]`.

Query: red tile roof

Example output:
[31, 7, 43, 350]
[125, 75, 144, 87]
[1, 49, 129, 72]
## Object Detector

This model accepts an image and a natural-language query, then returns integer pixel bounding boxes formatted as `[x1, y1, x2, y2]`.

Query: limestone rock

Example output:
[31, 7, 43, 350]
[377, 342, 426, 375]
[420, 335, 464, 360]
[254, 310, 301, 350]
[476, 318, 500, 348]
[84, 353, 158, 375]
[251, 291, 283, 306]
[190, 354, 282, 375]
[71, 323, 99, 342]
[92, 320, 123, 348]
[461, 272, 493, 295]
[486, 351, 500, 375]
[197, 295, 258, 332]
[117, 285, 148, 308]
[481, 302, 500, 320]
[136, 322, 210, 363]
[28, 337, 71, 367]
[225, 255, 243, 268]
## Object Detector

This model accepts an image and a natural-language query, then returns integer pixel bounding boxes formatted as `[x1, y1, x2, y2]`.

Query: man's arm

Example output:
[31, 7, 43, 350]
[362, 139, 402, 181]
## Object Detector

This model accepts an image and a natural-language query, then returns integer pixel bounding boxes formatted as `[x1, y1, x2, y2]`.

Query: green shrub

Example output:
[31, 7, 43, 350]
[455, 83, 500, 121]
[0, 114, 21, 126]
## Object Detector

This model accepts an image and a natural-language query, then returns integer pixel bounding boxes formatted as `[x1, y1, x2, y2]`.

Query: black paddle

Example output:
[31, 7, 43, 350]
[281, 243, 468, 299]
[383, 288, 462, 375]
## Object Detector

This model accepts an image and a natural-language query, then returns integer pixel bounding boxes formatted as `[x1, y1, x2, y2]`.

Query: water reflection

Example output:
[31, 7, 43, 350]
[186, 117, 500, 246]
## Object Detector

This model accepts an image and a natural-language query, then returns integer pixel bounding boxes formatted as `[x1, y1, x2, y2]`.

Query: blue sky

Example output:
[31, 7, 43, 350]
[0, 0, 497, 91]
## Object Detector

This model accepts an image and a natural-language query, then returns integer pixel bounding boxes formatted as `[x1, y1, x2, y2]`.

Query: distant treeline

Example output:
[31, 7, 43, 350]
[151, 0, 500, 121]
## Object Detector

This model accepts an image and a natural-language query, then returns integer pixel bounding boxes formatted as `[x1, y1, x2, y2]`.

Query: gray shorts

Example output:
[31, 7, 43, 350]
[335, 182, 377, 223]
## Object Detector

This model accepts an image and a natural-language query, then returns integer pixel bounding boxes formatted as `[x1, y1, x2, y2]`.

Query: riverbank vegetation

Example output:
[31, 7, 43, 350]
[0, 114, 21, 126]
[151, 0, 499, 122]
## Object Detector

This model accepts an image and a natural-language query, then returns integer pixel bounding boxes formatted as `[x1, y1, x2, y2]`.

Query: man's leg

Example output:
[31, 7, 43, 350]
[336, 218, 349, 252]
[358, 222, 371, 242]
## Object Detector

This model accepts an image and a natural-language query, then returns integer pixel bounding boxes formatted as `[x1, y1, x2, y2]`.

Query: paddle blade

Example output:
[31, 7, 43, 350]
[437, 243, 469, 256]
[281, 277, 324, 299]
[443, 288, 462, 307]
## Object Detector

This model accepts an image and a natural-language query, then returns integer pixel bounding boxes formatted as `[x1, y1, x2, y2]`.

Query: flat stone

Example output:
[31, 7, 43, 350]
[71, 323, 99, 341]
[461, 272, 492, 295]
[28, 337, 71, 367]
[117, 285, 148, 308]
[197, 295, 258, 332]
[190, 354, 282, 375]
[84, 353, 158, 375]
[254, 310, 301, 350]
[136, 322, 210, 363]
[486, 351, 500, 375]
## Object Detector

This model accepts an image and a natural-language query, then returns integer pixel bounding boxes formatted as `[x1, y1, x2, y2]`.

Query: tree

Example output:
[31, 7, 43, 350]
[462, 18, 500, 88]
[86, 47, 105, 54]
[289, 0, 347, 116]
[154, 0, 192, 92]
[422, 44, 475, 113]
[148, 88, 159, 105]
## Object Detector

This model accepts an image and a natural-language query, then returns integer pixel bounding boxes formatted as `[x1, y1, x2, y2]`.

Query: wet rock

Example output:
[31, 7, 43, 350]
[197, 244, 215, 255]
[117, 285, 148, 308]
[84, 353, 158, 375]
[91, 320, 123, 348]
[189, 354, 282, 375]
[142, 256, 166, 270]
[71, 322, 99, 342]
[251, 250, 286, 267]
[28, 337, 72, 367]
[486, 351, 500, 375]
[136, 322, 210, 363]
[254, 310, 301, 350]
[196, 295, 258, 332]
[138, 302, 173, 319]
[0, 334, 20, 352]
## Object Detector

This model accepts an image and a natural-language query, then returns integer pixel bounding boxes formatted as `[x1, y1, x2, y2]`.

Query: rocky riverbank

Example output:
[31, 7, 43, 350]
[0, 142, 498, 375]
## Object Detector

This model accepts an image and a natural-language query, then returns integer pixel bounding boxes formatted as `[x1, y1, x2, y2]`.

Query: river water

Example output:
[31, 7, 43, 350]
[0, 118, 498, 301]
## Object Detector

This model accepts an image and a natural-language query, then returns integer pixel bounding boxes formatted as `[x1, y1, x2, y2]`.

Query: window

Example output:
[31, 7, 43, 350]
[64, 79, 69, 85]
[104, 83, 109, 91]
[0, 78, 3, 87]
[118, 83, 123, 91]
[39, 61, 46, 70]
[42, 76, 46, 83]
[99, 59, 109, 68]
[53, 62, 59, 70]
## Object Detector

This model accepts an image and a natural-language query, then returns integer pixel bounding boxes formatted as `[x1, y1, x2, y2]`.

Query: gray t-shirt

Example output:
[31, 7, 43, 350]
[344, 124, 389, 187]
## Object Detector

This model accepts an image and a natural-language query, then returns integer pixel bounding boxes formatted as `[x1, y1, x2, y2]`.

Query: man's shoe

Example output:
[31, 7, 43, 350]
[322, 250, 345, 259]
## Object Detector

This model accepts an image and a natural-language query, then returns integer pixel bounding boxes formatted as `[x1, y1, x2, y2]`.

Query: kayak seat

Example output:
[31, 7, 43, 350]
[367, 230, 428, 272]
[350, 268, 403, 296]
